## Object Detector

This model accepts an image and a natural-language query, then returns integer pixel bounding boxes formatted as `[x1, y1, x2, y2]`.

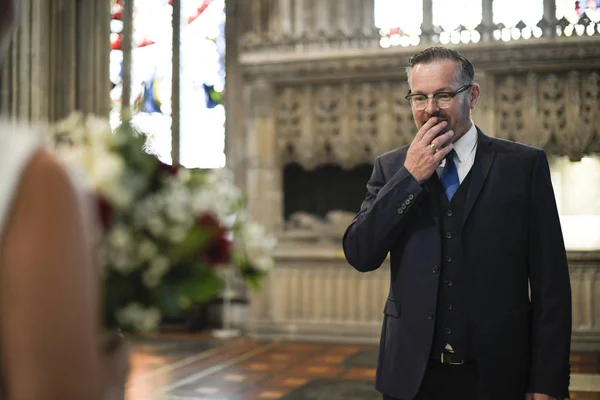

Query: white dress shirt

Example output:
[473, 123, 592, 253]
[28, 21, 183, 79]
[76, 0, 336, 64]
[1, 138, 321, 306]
[436, 122, 478, 183]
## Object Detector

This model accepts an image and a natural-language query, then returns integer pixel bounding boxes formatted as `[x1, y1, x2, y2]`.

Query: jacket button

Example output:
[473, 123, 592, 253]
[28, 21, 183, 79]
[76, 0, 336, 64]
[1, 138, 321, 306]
[445, 327, 452, 334]
[397, 208, 404, 214]
[445, 232, 452, 239]
[401, 203, 407, 210]
[428, 312, 434, 320]
[446, 256, 452, 263]
[447, 304, 453, 310]
[446, 280, 453, 287]
[409, 194, 414, 200]
[446, 210, 453, 217]
[432, 265, 439, 274]
[405, 199, 411, 205]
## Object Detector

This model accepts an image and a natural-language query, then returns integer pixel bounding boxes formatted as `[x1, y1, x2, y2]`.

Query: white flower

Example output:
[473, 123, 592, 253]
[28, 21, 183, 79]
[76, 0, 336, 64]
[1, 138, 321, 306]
[53, 112, 85, 143]
[100, 180, 135, 209]
[168, 227, 187, 244]
[88, 152, 124, 189]
[237, 221, 277, 273]
[112, 253, 137, 274]
[141, 256, 170, 288]
[84, 114, 112, 143]
[107, 224, 132, 249]
[163, 185, 191, 224]
[147, 216, 166, 237]
[137, 240, 158, 261]
[102, 224, 142, 274]
[254, 255, 274, 272]
[116, 303, 161, 333]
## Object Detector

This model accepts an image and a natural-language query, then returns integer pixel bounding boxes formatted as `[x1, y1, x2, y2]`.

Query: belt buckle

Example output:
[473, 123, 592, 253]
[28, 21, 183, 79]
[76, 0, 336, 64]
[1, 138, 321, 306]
[441, 351, 464, 365]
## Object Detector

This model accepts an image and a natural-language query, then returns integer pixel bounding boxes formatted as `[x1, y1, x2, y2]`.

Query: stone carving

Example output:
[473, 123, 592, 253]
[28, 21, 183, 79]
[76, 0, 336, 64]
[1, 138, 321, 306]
[496, 75, 524, 142]
[581, 71, 600, 154]
[279, 210, 356, 243]
[276, 71, 600, 172]
[391, 81, 417, 146]
[276, 86, 303, 165]
[275, 80, 416, 170]
[493, 71, 600, 161]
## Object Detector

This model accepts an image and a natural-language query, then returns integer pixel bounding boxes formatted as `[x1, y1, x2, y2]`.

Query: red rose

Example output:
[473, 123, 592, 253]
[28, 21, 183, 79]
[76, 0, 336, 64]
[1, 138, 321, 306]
[96, 194, 114, 231]
[157, 161, 179, 176]
[196, 212, 220, 230]
[196, 212, 231, 265]
[204, 234, 231, 265]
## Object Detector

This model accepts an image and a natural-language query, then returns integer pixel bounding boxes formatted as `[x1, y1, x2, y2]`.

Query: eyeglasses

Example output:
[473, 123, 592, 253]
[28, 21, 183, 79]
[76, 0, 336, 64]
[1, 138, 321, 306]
[405, 84, 472, 110]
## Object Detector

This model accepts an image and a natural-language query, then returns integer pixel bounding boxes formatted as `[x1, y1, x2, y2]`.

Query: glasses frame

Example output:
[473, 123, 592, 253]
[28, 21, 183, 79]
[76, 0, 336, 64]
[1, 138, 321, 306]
[405, 84, 473, 110]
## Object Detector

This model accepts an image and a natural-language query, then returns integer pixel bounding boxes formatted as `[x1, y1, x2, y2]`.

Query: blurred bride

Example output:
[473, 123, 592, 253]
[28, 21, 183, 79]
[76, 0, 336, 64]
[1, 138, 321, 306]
[0, 1, 128, 399]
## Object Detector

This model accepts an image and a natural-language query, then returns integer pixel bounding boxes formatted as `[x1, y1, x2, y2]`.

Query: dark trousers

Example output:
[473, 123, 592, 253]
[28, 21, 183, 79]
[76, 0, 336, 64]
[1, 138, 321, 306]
[383, 360, 491, 400]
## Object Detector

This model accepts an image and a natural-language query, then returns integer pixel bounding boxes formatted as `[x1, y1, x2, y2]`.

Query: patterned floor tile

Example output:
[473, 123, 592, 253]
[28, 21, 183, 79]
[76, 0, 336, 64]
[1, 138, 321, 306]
[280, 379, 380, 400]
[125, 336, 600, 400]
[261, 375, 311, 389]
[286, 364, 343, 378]
[570, 393, 600, 400]
[343, 368, 377, 380]
[342, 350, 378, 369]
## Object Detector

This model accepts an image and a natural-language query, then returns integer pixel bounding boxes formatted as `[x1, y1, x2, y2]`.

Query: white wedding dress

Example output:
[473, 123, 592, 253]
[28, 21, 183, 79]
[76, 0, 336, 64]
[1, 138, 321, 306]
[0, 121, 44, 238]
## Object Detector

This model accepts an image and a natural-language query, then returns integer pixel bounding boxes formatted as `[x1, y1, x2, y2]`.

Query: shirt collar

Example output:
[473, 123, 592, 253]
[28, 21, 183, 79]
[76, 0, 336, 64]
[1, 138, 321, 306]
[453, 122, 477, 164]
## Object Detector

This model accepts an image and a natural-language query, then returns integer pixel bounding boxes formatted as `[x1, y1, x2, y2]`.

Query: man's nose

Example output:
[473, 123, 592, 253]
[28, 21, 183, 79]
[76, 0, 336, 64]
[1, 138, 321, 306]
[424, 97, 440, 114]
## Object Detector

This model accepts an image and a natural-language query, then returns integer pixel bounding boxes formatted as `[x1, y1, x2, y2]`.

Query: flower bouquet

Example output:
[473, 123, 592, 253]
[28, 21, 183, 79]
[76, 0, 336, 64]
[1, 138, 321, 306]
[47, 112, 276, 333]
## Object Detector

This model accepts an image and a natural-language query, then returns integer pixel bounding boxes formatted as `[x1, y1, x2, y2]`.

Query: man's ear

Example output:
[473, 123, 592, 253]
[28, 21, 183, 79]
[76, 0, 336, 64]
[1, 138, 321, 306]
[469, 83, 481, 110]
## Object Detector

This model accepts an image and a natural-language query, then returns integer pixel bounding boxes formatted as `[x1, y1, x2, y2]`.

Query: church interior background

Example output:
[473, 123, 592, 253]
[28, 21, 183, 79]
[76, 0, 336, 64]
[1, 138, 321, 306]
[1, 0, 600, 398]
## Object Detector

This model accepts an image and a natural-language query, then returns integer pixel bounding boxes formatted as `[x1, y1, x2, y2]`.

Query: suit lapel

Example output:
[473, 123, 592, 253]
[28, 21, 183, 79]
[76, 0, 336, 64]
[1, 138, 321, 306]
[462, 130, 496, 227]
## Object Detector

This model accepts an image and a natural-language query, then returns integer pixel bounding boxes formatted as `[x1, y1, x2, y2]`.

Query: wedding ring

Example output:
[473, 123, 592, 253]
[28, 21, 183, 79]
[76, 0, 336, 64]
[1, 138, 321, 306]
[429, 143, 439, 153]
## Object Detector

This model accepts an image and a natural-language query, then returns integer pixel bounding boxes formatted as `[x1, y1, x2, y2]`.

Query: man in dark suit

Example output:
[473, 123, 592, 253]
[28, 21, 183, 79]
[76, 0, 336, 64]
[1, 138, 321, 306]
[342, 47, 572, 400]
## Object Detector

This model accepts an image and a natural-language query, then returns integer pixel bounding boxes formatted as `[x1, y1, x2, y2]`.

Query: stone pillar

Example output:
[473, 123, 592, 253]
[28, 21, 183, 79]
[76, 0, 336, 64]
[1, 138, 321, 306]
[225, 0, 251, 189]
[245, 79, 282, 234]
[480, 0, 495, 42]
[1, 0, 110, 122]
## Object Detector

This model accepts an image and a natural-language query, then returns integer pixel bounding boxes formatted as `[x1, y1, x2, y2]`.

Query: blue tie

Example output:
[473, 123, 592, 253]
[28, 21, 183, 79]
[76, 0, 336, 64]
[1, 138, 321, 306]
[441, 150, 460, 201]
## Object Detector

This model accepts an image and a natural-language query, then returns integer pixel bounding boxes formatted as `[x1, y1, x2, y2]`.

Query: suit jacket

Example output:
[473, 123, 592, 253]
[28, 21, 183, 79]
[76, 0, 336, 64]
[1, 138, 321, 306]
[342, 130, 572, 400]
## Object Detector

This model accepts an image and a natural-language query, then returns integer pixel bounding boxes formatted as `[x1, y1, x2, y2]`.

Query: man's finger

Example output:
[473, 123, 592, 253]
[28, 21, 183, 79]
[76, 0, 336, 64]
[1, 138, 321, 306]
[432, 142, 454, 163]
[414, 117, 440, 142]
[430, 130, 454, 150]
[422, 120, 449, 145]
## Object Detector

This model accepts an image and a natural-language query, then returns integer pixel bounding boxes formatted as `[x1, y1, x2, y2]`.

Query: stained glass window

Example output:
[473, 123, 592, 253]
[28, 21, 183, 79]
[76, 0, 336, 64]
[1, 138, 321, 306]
[433, 0, 482, 44]
[556, 0, 600, 36]
[110, 0, 225, 168]
[374, 0, 423, 47]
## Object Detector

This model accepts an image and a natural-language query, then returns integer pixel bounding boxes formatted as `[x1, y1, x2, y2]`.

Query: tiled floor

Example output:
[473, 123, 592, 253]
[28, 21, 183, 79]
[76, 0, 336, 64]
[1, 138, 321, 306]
[126, 334, 600, 400]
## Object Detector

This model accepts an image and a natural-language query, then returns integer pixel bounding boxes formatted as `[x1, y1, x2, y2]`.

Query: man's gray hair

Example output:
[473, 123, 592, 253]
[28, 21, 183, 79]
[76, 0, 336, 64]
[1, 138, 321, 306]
[405, 47, 475, 87]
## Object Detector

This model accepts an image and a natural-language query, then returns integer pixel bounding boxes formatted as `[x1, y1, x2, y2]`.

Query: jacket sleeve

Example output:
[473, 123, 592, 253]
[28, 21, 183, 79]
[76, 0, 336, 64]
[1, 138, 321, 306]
[342, 156, 425, 273]
[527, 150, 572, 398]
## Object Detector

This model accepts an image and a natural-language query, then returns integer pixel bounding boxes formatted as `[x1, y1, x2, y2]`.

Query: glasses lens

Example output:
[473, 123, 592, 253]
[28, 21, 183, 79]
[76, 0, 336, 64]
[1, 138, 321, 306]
[435, 93, 453, 108]
[410, 95, 427, 109]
